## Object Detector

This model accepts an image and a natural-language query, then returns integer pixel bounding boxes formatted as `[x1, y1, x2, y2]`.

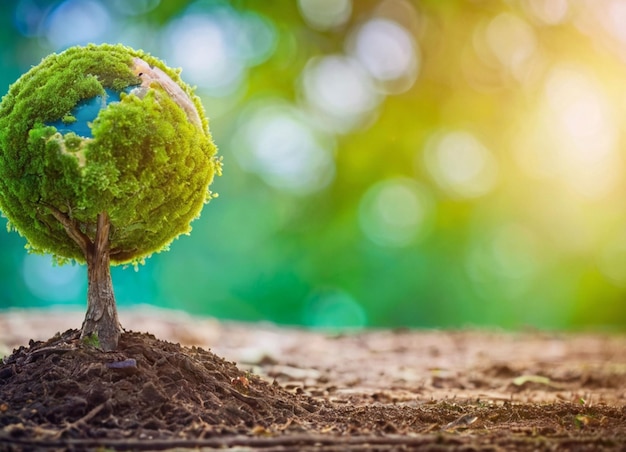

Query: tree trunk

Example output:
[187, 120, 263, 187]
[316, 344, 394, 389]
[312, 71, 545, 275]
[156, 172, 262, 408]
[80, 212, 121, 351]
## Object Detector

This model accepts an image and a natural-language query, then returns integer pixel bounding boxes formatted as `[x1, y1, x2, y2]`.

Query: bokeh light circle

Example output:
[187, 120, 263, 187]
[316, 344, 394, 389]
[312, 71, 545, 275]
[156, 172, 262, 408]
[232, 101, 336, 194]
[424, 130, 498, 199]
[359, 178, 434, 248]
[349, 17, 419, 93]
[162, 8, 275, 97]
[43, 0, 111, 48]
[303, 288, 367, 330]
[297, 0, 352, 30]
[22, 255, 83, 303]
[302, 55, 381, 133]
[466, 223, 541, 298]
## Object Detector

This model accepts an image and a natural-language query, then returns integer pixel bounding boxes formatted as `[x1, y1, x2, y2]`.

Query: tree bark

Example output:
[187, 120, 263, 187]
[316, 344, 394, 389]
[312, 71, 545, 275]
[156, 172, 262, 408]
[80, 212, 121, 351]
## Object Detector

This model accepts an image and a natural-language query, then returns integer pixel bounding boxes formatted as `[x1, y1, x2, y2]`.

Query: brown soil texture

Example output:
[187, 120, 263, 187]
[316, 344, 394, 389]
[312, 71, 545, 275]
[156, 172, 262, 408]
[0, 310, 625, 451]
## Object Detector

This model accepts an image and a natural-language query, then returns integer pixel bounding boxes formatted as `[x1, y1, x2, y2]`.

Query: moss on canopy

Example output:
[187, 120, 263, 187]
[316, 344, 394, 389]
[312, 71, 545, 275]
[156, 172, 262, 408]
[0, 43, 220, 265]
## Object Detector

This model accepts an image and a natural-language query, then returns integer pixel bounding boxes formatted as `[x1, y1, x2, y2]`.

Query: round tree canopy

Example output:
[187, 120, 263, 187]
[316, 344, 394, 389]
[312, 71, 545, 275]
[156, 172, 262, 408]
[0, 43, 221, 265]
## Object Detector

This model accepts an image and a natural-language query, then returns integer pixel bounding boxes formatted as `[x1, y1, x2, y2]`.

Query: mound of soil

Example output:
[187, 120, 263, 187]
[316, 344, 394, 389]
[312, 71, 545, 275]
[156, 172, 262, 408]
[0, 329, 325, 447]
[1, 317, 625, 451]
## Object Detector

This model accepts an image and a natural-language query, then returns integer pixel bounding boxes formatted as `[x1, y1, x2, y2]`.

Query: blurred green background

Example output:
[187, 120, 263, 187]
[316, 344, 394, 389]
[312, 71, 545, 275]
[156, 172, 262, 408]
[1, 0, 626, 330]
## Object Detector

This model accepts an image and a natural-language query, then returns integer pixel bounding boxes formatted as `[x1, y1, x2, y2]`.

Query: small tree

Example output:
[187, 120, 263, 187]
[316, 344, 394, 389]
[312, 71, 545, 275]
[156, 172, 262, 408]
[0, 44, 221, 351]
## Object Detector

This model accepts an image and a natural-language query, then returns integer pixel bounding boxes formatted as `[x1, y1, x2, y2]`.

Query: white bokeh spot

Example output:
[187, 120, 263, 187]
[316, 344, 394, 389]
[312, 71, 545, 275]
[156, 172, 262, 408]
[359, 178, 434, 248]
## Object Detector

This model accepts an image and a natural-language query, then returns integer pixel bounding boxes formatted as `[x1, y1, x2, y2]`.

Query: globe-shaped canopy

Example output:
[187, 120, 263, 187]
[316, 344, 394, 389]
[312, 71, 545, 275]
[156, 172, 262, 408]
[0, 44, 220, 265]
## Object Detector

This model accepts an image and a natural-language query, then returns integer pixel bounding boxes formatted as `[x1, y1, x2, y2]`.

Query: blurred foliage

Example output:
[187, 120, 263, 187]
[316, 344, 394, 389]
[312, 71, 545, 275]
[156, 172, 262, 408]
[1, 0, 626, 330]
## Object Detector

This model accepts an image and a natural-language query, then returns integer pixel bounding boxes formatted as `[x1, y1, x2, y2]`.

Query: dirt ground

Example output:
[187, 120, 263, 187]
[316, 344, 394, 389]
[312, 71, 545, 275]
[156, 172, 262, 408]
[0, 307, 625, 451]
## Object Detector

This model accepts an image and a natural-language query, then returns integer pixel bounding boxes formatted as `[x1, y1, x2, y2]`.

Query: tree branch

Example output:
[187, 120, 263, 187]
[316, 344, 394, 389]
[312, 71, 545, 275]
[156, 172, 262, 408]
[43, 204, 92, 256]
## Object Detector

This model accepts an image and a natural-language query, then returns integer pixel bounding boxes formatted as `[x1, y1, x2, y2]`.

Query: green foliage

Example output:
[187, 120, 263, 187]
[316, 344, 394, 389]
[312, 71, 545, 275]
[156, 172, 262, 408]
[0, 44, 220, 265]
[81, 333, 100, 348]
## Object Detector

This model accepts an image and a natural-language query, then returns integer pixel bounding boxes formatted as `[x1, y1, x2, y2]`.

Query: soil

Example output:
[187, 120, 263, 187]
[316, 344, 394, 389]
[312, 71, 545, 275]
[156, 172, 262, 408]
[0, 309, 625, 451]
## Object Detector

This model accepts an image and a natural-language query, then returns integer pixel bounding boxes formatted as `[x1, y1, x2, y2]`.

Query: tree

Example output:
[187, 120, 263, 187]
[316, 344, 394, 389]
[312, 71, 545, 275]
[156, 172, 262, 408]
[0, 44, 221, 351]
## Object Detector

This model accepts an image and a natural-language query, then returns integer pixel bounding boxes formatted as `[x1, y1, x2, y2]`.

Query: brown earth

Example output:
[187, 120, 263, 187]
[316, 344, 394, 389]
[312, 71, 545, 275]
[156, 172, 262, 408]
[0, 308, 625, 451]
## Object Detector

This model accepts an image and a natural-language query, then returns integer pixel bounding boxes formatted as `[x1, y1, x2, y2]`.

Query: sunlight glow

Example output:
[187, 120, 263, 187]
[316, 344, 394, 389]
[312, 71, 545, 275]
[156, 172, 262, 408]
[545, 66, 620, 199]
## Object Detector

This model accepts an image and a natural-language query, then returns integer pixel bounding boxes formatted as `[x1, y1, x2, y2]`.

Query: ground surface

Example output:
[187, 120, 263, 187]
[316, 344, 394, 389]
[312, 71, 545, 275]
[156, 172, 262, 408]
[0, 308, 625, 451]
